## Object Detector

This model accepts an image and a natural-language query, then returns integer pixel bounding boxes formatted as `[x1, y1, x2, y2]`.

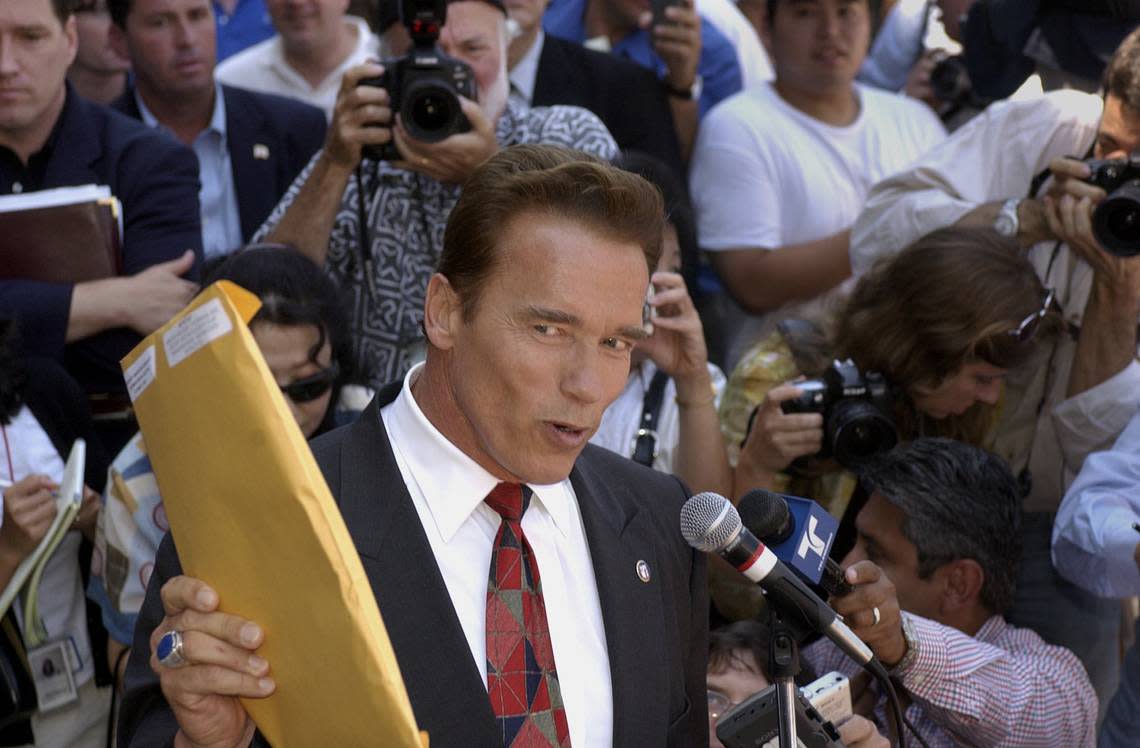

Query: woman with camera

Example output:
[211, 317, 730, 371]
[721, 226, 1055, 515]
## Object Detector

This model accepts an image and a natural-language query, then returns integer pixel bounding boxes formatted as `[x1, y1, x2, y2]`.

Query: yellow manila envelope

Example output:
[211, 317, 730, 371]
[120, 281, 427, 747]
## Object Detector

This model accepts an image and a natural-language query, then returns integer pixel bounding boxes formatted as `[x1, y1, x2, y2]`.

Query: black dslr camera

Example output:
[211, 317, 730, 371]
[779, 360, 898, 469]
[1082, 156, 1140, 257]
[360, 0, 476, 160]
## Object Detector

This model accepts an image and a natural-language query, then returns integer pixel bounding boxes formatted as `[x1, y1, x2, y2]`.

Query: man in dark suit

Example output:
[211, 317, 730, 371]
[108, 0, 326, 258]
[0, 0, 202, 456]
[504, 0, 683, 178]
[118, 144, 709, 746]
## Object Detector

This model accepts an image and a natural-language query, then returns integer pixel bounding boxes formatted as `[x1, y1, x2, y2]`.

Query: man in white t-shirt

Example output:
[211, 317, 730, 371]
[689, 0, 945, 364]
[215, 0, 378, 118]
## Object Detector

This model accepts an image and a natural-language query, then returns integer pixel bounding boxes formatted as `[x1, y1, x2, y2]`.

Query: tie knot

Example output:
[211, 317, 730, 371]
[484, 482, 531, 522]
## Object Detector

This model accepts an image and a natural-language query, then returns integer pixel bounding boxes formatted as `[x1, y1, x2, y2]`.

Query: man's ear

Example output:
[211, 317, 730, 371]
[939, 558, 985, 614]
[423, 273, 462, 351]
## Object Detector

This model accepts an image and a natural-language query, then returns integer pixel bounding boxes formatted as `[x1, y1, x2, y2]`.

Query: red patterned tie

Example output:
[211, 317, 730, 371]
[484, 482, 572, 747]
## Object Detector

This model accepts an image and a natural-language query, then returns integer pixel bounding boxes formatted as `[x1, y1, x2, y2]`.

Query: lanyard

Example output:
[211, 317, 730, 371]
[1, 423, 13, 485]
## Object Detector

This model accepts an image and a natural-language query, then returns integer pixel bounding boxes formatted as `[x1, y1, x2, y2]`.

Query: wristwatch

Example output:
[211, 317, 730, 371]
[665, 74, 703, 101]
[994, 198, 1021, 238]
[889, 613, 919, 675]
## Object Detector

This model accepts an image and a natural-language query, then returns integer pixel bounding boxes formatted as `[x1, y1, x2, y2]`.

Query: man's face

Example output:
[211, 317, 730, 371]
[766, 0, 870, 94]
[386, 1, 509, 123]
[73, 1, 130, 74]
[844, 492, 943, 621]
[116, 0, 215, 99]
[265, 0, 349, 48]
[1094, 94, 1140, 159]
[503, 0, 547, 36]
[0, 0, 77, 139]
[707, 650, 770, 748]
[434, 211, 649, 484]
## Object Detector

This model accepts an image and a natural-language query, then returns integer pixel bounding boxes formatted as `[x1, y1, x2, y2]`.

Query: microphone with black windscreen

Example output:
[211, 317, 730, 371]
[737, 488, 854, 598]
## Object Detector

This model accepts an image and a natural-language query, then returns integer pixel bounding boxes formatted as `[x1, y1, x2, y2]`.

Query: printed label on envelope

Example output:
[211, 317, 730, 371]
[163, 298, 233, 367]
[124, 344, 156, 402]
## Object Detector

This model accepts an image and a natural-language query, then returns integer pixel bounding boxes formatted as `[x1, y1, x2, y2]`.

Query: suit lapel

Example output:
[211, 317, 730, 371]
[332, 393, 499, 746]
[43, 92, 103, 187]
[532, 36, 574, 109]
[571, 450, 670, 744]
[222, 87, 274, 240]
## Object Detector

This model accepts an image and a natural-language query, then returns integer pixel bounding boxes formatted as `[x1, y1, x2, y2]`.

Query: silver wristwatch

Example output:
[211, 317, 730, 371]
[889, 612, 919, 675]
[994, 198, 1021, 238]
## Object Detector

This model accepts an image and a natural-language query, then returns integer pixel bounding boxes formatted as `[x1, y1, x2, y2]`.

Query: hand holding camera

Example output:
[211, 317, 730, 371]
[739, 383, 825, 474]
[326, 62, 395, 171]
[391, 94, 499, 184]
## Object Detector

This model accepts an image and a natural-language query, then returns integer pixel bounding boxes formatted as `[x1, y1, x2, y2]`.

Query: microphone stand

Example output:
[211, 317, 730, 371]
[768, 606, 802, 748]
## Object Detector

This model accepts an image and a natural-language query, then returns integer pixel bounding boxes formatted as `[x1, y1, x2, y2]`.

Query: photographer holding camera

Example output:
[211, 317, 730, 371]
[256, 0, 617, 390]
[720, 227, 1050, 515]
[850, 23, 1140, 718]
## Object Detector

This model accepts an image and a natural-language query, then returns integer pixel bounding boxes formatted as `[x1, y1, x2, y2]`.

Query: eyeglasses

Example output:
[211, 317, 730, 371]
[707, 690, 736, 723]
[1008, 288, 1056, 342]
[280, 362, 339, 403]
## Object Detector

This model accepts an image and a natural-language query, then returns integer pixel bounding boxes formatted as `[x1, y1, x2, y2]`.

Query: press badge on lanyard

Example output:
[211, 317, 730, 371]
[27, 637, 80, 711]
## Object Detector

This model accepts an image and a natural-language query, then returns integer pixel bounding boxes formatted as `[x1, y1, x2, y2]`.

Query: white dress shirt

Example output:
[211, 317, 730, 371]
[136, 84, 242, 258]
[508, 30, 544, 106]
[379, 364, 613, 746]
[215, 16, 380, 120]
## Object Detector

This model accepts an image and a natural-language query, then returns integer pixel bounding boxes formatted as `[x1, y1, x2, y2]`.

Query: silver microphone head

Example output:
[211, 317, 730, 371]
[679, 492, 742, 552]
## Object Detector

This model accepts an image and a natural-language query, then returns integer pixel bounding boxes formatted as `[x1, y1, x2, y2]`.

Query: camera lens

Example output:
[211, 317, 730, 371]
[1093, 179, 1140, 257]
[930, 55, 971, 105]
[403, 80, 462, 142]
[827, 400, 898, 469]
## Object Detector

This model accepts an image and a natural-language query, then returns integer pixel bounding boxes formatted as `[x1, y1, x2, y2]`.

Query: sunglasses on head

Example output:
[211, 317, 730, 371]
[280, 361, 339, 403]
[1007, 288, 1056, 343]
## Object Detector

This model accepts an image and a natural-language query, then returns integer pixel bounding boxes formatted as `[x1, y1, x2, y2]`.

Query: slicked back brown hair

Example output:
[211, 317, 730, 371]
[832, 226, 1053, 444]
[439, 144, 665, 320]
[1105, 26, 1140, 112]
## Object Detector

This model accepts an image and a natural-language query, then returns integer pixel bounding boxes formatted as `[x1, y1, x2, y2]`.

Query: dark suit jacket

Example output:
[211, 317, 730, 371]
[533, 35, 684, 180]
[118, 384, 709, 747]
[111, 84, 327, 242]
[0, 88, 202, 397]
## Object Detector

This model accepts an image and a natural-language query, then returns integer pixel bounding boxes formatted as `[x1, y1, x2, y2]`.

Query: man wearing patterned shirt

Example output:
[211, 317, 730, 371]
[257, 0, 617, 389]
[807, 438, 1097, 747]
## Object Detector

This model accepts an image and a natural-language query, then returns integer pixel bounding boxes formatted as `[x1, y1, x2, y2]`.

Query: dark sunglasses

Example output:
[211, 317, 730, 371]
[1008, 288, 1056, 342]
[280, 361, 339, 403]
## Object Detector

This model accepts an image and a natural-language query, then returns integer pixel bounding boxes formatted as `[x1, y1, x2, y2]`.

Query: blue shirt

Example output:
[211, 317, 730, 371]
[136, 84, 242, 258]
[214, 0, 275, 62]
[1052, 407, 1140, 598]
[542, 0, 742, 117]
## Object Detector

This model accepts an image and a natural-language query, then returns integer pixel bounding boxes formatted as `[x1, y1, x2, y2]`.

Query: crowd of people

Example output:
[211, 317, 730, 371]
[2, 0, 1139, 746]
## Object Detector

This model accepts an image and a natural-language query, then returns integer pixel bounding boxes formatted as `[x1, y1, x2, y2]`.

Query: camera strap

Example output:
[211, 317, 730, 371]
[631, 370, 670, 467]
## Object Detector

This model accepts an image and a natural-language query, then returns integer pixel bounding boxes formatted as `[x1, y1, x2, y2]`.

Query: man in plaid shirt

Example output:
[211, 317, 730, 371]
[804, 438, 1098, 747]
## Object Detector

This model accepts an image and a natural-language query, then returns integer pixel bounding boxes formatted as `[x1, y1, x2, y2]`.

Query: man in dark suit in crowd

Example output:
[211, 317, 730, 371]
[108, 0, 327, 259]
[503, 0, 683, 178]
[118, 145, 709, 747]
[0, 0, 202, 456]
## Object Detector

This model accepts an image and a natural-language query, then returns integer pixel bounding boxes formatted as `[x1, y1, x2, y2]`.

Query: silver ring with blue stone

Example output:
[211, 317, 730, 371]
[157, 630, 187, 668]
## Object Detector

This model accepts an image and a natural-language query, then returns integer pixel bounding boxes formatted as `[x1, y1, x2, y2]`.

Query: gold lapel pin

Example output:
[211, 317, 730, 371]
[253, 144, 270, 160]
[636, 560, 651, 583]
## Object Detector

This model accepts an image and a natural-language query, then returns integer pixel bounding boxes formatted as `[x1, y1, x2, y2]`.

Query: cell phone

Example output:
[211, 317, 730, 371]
[642, 282, 657, 335]
[651, 0, 681, 29]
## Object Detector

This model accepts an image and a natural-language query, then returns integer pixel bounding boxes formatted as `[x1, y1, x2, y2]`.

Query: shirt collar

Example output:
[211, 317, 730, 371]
[269, 16, 376, 86]
[134, 81, 228, 140]
[974, 615, 1007, 643]
[386, 363, 575, 542]
[508, 30, 544, 104]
